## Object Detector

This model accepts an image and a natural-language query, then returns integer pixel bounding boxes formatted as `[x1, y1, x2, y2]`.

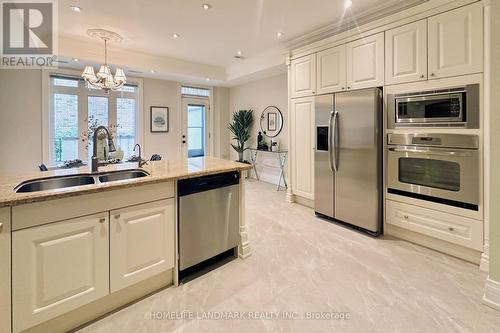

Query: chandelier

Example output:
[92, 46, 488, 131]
[82, 29, 126, 93]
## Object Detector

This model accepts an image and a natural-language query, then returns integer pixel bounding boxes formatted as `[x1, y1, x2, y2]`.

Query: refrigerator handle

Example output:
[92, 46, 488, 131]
[332, 111, 339, 172]
[328, 111, 335, 172]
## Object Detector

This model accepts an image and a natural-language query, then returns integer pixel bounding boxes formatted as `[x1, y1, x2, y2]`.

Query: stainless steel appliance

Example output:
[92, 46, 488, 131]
[178, 171, 240, 278]
[387, 133, 479, 210]
[314, 88, 383, 235]
[387, 84, 479, 129]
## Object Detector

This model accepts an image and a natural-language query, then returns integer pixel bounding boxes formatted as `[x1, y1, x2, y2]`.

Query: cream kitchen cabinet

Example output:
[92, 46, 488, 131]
[385, 20, 428, 85]
[290, 54, 316, 98]
[386, 200, 483, 251]
[346, 32, 385, 90]
[12, 212, 109, 333]
[290, 97, 315, 200]
[428, 2, 483, 79]
[316, 44, 347, 94]
[110, 199, 175, 293]
[0, 208, 11, 333]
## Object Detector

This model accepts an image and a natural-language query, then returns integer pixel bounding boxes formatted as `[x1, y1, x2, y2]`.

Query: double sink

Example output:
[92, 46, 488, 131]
[14, 169, 150, 193]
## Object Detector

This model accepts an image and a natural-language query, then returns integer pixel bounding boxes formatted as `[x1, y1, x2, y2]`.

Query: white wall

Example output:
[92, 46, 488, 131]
[488, 0, 500, 284]
[228, 73, 288, 185]
[0, 69, 43, 175]
[142, 78, 181, 160]
[213, 87, 230, 159]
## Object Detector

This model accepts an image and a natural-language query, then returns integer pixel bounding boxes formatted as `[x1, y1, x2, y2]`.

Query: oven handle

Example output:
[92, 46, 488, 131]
[388, 147, 474, 157]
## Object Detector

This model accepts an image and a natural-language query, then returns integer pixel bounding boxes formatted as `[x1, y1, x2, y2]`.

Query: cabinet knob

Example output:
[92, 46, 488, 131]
[347, 86, 351, 90]
[403, 215, 409, 220]
[99, 218, 106, 223]
[430, 73, 435, 77]
[341, 87, 345, 90]
[448, 227, 454, 232]
[420, 74, 425, 79]
[115, 214, 121, 219]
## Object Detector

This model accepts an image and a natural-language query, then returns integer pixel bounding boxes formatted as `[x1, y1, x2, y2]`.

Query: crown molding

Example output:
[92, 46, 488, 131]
[286, 0, 429, 51]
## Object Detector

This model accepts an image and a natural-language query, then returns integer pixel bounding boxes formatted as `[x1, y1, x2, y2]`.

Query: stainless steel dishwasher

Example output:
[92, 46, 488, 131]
[178, 171, 240, 279]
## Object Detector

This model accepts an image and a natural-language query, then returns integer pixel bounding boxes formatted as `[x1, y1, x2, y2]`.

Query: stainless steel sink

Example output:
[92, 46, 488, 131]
[15, 175, 96, 193]
[98, 170, 150, 183]
[14, 169, 150, 193]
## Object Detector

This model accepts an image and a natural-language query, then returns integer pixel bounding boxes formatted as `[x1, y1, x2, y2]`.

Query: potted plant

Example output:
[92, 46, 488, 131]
[229, 109, 254, 163]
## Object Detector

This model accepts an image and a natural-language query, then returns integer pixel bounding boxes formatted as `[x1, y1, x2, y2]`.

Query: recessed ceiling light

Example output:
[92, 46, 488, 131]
[236, 50, 242, 56]
[150, 69, 156, 73]
[72, 58, 79, 62]
[202, 3, 211, 10]
[344, 0, 352, 9]
[172, 33, 180, 39]
[70, 6, 82, 12]
[276, 31, 284, 38]
[206, 78, 211, 81]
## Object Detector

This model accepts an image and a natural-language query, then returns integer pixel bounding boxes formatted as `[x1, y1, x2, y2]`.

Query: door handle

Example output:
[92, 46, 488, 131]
[332, 111, 339, 172]
[328, 111, 335, 172]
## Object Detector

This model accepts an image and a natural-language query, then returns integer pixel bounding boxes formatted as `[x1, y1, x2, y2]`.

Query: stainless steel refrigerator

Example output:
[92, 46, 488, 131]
[314, 88, 383, 235]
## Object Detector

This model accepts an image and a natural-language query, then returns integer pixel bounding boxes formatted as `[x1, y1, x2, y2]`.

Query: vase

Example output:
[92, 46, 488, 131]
[238, 151, 244, 162]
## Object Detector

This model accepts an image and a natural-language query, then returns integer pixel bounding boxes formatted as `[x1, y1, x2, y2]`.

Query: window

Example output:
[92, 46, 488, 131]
[187, 104, 205, 157]
[181, 86, 210, 98]
[49, 75, 139, 163]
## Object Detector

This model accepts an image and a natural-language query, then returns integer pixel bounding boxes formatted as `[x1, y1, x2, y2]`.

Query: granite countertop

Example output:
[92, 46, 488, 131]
[0, 157, 252, 208]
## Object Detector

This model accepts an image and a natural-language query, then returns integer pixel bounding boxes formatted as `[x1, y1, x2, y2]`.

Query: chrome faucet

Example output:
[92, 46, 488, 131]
[91, 126, 116, 173]
[134, 144, 148, 168]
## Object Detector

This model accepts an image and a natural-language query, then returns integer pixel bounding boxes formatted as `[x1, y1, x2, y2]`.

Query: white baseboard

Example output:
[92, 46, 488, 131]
[480, 241, 490, 272]
[483, 277, 500, 311]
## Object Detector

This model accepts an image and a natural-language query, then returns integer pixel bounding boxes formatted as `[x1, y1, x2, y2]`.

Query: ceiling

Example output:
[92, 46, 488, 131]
[58, 0, 425, 85]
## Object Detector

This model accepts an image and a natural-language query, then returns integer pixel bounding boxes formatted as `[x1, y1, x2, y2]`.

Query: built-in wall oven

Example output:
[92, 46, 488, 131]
[387, 84, 479, 129]
[387, 133, 479, 211]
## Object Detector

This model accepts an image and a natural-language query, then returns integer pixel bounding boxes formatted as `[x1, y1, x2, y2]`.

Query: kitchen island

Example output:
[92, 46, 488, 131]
[0, 157, 252, 333]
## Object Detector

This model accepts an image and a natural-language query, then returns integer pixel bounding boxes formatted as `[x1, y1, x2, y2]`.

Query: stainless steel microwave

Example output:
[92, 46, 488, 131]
[387, 84, 479, 129]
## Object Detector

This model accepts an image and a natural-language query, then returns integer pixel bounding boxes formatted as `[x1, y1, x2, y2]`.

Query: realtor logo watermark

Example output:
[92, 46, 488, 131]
[1, 0, 58, 68]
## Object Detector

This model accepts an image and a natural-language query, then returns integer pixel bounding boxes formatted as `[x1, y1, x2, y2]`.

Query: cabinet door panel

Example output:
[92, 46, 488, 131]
[346, 32, 385, 90]
[385, 20, 427, 85]
[291, 97, 315, 200]
[110, 199, 174, 293]
[428, 2, 483, 79]
[316, 45, 346, 94]
[12, 213, 109, 333]
[0, 208, 10, 333]
[291, 54, 316, 98]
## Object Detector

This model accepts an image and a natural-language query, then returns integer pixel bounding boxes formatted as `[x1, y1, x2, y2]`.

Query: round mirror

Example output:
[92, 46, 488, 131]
[259, 106, 283, 138]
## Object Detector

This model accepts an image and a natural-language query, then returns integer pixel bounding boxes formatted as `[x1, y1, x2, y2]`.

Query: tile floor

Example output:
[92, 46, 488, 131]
[78, 180, 500, 333]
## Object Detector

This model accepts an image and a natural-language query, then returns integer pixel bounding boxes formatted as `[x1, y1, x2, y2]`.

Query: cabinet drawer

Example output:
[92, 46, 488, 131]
[386, 200, 483, 251]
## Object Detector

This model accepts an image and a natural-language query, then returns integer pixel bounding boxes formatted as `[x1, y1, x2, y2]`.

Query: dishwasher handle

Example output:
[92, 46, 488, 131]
[178, 171, 240, 196]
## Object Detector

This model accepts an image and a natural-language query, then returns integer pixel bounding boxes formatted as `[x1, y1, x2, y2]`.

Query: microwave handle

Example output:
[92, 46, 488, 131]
[388, 147, 473, 157]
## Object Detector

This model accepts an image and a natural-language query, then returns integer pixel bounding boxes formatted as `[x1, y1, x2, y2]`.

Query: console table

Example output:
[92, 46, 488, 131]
[248, 148, 288, 191]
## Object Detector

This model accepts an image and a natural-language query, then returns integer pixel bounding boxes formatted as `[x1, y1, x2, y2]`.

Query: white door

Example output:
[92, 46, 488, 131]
[0, 208, 10, 333]
[316, 45, 347, 94]
[182, 97, 210, 158]
[110, 199, 175, 293]
[428, 2, 483, 79]
[290, 96, 315, 200]
[12, 213, 109, 333]
[346, 32, 385, 90]
[385, 19, 428, 85]
[291, 54, 316, 98]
